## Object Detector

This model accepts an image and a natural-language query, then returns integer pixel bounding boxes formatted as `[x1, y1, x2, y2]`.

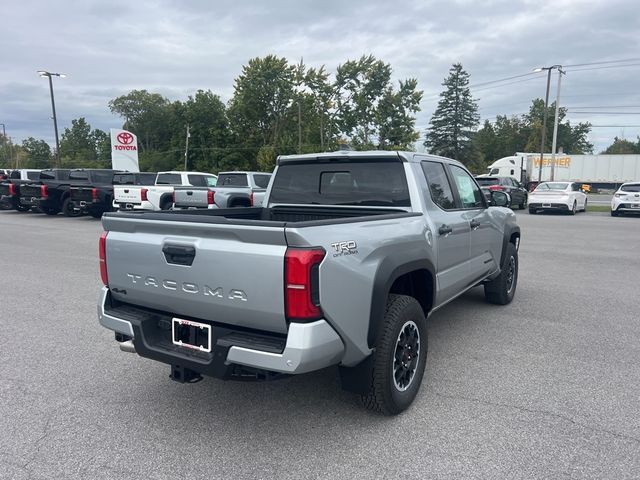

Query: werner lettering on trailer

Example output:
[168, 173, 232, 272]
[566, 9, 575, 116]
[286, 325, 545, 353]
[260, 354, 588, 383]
[110, 128, 140, 172]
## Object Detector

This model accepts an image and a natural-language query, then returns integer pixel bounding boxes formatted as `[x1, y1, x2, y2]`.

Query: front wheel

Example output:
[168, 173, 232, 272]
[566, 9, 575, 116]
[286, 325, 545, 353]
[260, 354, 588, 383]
[484, 242, 518, 305]
[362, 294, 428, 415]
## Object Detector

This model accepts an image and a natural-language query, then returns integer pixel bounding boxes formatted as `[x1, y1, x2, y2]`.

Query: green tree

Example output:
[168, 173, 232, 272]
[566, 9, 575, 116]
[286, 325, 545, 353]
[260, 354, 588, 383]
[375, 78, 423, 150]
[109, 90, 174, 152]
[21, 137, 52, 168]
[425, 63, 479, 163]
[59, 118, 109, 168]
[601, 136, 639, 154]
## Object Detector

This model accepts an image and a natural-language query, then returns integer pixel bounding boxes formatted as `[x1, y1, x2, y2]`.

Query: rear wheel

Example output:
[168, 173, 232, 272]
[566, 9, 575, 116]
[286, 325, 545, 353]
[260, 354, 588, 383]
[362, 294, 427, 415]
[518, 196, 527, 210]
[484, 242, 518, 305]
[160, 198, 172, 210]
[62, 198, 82, 217]
[569, 201, 577, 215]
[583, 199, 588, 212]
[528, 207, 537, 214]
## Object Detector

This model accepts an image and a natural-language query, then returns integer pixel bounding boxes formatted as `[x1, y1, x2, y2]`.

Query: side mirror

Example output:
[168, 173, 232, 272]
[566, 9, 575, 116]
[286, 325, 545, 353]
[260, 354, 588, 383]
[490, 191, 511, 207]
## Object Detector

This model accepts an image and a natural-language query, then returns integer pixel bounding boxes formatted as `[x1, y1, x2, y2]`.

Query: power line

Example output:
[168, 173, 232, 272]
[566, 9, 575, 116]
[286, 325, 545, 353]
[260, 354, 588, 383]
[470, 71, 541, 88]
[564, 57, 640, 68]
[568, 105, 640, 109]
[566, 63, 640, 73]
[567, 112, 640, 115]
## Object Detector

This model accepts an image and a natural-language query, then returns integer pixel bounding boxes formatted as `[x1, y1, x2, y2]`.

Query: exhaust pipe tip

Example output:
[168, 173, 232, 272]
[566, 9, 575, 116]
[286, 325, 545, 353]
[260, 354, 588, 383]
[118, 339, 136, 353]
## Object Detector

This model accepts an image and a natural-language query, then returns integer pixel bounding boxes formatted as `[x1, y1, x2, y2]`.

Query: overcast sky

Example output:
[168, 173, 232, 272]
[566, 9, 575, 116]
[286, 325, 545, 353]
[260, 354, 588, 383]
[1, 0, 639, 154]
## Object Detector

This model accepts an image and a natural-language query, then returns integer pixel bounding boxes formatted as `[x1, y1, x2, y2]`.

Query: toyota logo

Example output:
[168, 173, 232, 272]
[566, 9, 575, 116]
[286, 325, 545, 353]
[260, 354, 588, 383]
[117, 132, 134, 145]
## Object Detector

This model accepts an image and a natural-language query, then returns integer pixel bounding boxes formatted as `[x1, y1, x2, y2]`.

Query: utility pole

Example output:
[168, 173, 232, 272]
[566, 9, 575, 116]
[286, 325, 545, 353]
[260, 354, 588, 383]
[0, 124, 6, 165]
[38, 71, 66, 168]
[184, 124, 190, 171]
[319, 104, 324, 151]
[533, 65, 563, 183]
[550, 67, 565, 181]
[297, 100, 302, 154]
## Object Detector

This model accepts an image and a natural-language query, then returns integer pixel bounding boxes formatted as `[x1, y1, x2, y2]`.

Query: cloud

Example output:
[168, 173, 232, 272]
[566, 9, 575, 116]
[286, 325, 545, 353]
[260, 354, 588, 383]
[1, 0, 639, 152]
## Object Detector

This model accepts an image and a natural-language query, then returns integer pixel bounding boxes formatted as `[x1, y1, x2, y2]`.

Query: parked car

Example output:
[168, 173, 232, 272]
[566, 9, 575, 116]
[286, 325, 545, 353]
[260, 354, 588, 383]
[0, 169, 41, 211]
[18, 169, 71, 214]
[528, 182, 587, 215]
[611, 182, 640, 216]
[173, 171, 271, 210]
[97, 150, 520, 415]
[68, 170, 138, 218]
[475, 176, 528, 210]
[113, 171, 217, 211]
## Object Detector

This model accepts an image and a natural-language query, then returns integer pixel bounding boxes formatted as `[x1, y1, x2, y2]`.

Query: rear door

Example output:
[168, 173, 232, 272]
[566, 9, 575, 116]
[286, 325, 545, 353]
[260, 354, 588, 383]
[448, 164, 501, 282]
[421, 161, 471, 305]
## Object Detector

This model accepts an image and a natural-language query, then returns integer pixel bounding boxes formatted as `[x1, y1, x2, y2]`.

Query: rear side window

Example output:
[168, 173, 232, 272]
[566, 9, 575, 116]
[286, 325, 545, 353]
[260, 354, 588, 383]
[187, 174, 208, 187]
[621, 184, 640, 192]
[421, 162, 456, 210]
[218, 174, 248, 187]
[270, 160, 410, 206]
[27, 171, 40, 180]
[40, 170, 57, 180]
[253, 174, 271, 188]
[156, 173, 182, 185]
[475, 177, 499, 186]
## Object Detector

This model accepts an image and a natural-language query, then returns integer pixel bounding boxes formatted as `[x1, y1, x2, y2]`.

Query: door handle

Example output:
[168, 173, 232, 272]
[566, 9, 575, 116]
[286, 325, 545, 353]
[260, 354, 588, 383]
[162, 244, 196, 266]
[470, 219, 481, 230]
[438, 225, 453, 236]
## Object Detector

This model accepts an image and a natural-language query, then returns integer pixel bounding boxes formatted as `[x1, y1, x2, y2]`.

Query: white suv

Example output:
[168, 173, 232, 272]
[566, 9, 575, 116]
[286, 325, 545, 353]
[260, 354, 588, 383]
[611, 183, 640, 216]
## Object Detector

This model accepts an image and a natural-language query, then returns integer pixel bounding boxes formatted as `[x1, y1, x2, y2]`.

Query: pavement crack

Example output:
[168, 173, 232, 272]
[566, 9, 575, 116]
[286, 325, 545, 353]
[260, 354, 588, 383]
[434, 391, 640, 446]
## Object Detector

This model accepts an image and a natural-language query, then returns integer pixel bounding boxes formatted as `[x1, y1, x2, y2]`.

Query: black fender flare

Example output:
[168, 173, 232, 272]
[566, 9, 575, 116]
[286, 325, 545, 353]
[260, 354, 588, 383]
[500, 225, 521, 265]
[227, 193, 252, 208]
[368, 257, 436, 348]
[159, 192, 173, 209]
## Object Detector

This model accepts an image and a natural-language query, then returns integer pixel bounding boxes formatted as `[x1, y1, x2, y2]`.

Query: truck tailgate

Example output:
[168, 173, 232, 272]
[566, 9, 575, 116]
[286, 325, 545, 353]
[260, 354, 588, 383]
[102, 215, 289, 334]
[174, 187, 209, 208]
[114, 186, 142, 203]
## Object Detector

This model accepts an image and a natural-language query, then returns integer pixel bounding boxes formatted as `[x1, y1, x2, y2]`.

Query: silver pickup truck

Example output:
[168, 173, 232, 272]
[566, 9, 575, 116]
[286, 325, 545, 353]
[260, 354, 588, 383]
[172, 171, 271, 209]
[97, 151, 520, 414]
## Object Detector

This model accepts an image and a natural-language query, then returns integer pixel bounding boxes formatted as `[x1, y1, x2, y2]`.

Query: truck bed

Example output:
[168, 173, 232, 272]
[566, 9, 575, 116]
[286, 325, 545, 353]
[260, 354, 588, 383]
[104, 205, 416, 226]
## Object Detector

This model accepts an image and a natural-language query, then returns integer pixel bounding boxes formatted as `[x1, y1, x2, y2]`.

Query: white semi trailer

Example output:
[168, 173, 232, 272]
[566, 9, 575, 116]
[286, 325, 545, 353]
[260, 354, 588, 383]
[486, 153, 640, 189]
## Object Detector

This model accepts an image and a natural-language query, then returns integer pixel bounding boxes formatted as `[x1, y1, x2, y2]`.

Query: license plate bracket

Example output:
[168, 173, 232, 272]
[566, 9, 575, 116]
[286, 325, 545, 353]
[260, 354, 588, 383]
[172, 318, 212, 353]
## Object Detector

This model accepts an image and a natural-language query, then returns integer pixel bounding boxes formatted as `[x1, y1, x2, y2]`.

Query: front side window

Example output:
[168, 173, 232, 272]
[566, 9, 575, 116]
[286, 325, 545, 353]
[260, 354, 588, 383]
[449, 165, 484, 209]
[421, 161, 456, 210]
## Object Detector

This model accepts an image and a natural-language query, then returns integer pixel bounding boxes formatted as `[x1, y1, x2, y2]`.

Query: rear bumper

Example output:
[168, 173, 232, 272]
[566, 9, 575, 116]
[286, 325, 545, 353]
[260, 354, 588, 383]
[173, 204, 218, 210]
[114, 200, 154, 211]
[97, 287, 344, 376]
[529, 202, 569, 211]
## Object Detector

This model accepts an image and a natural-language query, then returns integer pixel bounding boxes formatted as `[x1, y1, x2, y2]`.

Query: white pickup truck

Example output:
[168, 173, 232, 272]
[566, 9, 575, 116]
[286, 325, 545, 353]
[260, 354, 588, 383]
[113, 171, 217, 211]
[173, 171, 271, 209]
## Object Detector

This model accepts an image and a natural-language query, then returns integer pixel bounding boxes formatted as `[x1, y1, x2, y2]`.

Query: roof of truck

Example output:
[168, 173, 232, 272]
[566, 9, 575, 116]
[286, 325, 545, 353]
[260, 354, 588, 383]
[277, 150, 461, 166]
[158, 171, 217, 175]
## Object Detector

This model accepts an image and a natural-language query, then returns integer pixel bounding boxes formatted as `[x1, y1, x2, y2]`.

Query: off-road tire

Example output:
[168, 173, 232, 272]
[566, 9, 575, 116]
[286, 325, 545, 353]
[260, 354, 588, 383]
[528, 207, 536, 214]
[62, 197, 82, 217]
[362, 294, 427, 415]
[484, 242, 518, 305]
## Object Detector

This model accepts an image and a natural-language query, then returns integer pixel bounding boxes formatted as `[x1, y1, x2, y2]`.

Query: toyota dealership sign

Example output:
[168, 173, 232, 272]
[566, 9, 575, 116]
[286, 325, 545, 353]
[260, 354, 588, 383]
[110, 128, 140, 172]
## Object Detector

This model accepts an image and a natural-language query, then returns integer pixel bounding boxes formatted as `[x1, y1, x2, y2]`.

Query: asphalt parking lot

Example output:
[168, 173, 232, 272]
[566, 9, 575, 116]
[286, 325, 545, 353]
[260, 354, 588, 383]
[1, 209, 639, 479]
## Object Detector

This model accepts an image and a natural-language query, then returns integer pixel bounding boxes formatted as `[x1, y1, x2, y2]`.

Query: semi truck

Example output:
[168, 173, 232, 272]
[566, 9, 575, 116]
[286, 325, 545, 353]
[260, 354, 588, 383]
[485, 153, 640, 190]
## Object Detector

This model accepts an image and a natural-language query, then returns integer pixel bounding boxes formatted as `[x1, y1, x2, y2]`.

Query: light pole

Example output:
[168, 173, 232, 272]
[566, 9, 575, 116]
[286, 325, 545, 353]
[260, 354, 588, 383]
[550, 67, 566, 181]
[533, 65, 562, 183]
[0, 123, 6, 165]
[37, 70, 66, 167]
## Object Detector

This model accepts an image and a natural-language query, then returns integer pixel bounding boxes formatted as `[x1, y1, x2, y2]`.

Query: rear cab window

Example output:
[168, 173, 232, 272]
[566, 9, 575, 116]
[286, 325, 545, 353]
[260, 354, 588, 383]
[27, 171, 41, 180]
[270, 158, 410, 207]
[69, 171, 89, 181]
[156, 173, 182, 185]
[218, 173, 249, 187]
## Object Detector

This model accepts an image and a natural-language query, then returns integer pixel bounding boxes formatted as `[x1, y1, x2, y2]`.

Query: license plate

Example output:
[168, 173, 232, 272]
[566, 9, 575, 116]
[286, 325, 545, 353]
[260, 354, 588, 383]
[543, 203, 551, 208]
[631, 204, 640, 209]
[172, 318, 212, 353]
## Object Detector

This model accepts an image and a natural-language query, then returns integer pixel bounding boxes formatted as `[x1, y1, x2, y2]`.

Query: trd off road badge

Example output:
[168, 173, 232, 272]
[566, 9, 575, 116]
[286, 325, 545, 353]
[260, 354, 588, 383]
[330, 240, 358, 257]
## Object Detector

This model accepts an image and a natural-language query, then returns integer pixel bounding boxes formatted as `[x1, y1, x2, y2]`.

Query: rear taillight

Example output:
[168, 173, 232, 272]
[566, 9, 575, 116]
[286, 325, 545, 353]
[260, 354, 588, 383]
[614, 193, 624, 198]
[250, 191, 254, 207]
[488, 185, 506, 191]
[207, 190, 214, 205]
[9, 184, 16, 196]
[172, 191, 176, 204]
[99, 231, 108, 285]
[40, 185, 48, 199]
[92, 187, 98, 200]
[285, 247, 325, 321]
[141, 188, 148, 201]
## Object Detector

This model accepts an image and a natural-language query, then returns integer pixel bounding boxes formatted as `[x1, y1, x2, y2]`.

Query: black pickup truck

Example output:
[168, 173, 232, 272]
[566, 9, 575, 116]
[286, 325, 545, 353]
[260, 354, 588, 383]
[0, 170, 42, 211]
[19, 169, 72, 215]
[68, 169, 124, 218]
